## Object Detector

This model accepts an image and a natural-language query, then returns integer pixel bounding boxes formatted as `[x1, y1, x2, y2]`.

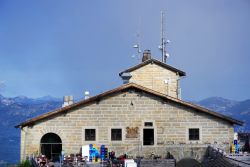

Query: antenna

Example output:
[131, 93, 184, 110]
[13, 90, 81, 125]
[132, 33, 142, 62]
[159, 11, 170, 63]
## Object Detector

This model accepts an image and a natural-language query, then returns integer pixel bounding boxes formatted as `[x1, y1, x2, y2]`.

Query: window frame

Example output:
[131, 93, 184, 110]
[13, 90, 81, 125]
[186, 126, 202, 143]
[85, 129, 96, 141]
[141, 120, 156, 146]
[143, 128, 155, 146]
[144, 122, 153, 127]
[111, 128, 122, 141]
[189, 128, 200, 141]
[82, 127, 98, 143]
[109, 127, 124, 143]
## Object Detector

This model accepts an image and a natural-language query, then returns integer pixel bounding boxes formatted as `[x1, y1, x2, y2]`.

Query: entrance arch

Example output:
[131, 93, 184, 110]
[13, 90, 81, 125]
[176, 158, 201, 167]
[40, 133, 62, 161]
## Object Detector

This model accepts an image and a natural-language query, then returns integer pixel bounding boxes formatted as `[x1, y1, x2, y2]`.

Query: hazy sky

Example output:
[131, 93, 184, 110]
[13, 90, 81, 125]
[0, 0, 249, 101]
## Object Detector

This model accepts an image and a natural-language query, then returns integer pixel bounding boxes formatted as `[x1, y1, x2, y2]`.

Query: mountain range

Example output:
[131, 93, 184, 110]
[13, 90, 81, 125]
[0, 95, 62, 165]
[194, 97, 250, 132]
[0, 94, 249, 164]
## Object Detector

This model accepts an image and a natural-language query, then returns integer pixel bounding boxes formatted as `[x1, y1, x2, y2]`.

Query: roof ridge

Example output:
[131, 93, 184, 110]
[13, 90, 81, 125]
[119, 58, 186, 76]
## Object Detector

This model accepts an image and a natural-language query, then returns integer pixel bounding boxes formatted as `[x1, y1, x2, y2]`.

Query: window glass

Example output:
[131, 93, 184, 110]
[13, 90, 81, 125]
[111, 129, 122, 141]
[85, 129, 96, 141]
[144, 122, 153, 127]
[189, 128, 199, 140]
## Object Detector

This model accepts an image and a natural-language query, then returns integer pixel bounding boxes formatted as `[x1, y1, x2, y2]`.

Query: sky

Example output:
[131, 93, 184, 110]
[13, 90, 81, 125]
[0, 0, 250, 101]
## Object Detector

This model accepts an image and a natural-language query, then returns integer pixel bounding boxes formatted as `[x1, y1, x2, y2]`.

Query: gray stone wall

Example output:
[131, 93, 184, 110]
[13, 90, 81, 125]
[20, 90, 234, 161]
[129, 63, 180, 98]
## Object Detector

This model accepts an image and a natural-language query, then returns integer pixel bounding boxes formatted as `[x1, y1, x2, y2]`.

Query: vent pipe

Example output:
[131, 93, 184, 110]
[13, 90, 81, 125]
[84, 91, 90, 100]
[120, 72, 132, 84]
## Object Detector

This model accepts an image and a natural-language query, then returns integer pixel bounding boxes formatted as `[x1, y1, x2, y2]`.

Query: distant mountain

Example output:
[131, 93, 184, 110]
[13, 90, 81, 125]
[0, 94, 62, 164]
[0, 94, 249, 164]
[36, 95, 61, 102]
[196, 97, 238, 115]
[195, 97, 250, 131]
[227, 99, 250, 116]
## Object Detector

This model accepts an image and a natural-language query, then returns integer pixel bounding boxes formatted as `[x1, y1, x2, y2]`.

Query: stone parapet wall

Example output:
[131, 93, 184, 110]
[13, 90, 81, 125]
[130, 145, 208, 162]
[139, 159, 176, 167]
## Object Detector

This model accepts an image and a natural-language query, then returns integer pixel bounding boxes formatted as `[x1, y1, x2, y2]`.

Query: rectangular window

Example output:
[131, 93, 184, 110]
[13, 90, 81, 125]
[111, 129, 122, 141]
[85, 129, 96, 141]
[144, 122, 153, 127]
[189, 128, 199, 140]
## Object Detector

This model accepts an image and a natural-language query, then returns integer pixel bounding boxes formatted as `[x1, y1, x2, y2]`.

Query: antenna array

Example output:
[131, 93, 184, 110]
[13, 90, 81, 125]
[159, 11, 170, 63]
[132, 33, 142, 62]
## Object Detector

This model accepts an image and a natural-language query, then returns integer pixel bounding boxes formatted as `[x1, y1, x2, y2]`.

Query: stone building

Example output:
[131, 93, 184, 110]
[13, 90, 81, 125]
[16, 50, 243, 162]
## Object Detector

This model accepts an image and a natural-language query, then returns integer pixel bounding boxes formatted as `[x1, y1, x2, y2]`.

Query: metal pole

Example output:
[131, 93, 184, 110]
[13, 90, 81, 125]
[161, 11, 164, 63]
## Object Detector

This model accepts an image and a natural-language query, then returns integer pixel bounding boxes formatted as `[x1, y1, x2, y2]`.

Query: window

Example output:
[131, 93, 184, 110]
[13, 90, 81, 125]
[143, 129, 154, 145]
[40, 133, 62, 161]
[144, 122, 153, 127]
[111, 129, 122, 141]
[85, 129, 96, 141]
[189, 128, 199, 140]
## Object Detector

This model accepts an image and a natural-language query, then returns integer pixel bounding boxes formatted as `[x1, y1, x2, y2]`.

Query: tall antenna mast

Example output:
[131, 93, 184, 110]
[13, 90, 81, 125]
[159, 11, 170, 63]
[132, 33, 142, 62]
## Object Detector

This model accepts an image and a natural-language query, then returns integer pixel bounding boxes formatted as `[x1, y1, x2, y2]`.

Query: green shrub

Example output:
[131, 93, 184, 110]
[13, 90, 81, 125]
[17, 160, 32, 167]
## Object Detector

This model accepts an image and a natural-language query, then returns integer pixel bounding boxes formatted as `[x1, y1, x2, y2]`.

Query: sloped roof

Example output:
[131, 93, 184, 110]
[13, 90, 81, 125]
[119, 58, 186, 77]
[15, 83, 243, 128]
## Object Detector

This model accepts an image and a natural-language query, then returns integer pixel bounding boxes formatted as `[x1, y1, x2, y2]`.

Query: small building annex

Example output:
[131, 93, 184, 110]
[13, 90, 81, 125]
[16, 50, 243, 162]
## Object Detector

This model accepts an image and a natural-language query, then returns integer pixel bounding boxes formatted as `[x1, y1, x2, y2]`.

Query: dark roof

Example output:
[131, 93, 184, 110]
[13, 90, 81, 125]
[119, 58, 186, 77]
[15, 83, 243, 128]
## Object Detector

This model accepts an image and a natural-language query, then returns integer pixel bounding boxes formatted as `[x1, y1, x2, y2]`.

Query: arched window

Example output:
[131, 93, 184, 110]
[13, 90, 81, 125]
[40, 133, 62, 161]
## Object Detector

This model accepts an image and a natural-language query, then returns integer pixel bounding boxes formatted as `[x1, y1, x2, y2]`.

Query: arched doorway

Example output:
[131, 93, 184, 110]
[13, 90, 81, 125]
[40, 133, 62, 161]
[176, 158, 201, 167]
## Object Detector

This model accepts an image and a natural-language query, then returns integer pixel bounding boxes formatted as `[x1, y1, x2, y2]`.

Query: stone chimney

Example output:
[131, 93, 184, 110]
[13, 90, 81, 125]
[142, 50, 151, 62]
[62, 95, 73, 107]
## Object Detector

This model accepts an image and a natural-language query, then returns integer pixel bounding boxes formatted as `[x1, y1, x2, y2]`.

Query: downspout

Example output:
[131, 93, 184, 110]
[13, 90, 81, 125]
[21, 126, 28, 161]
[177, 74, 186, 99]
[177, 77, 181, 99]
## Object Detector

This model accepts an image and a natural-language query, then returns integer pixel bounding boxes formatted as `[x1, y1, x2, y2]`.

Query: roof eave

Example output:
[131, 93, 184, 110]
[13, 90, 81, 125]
[119, 59, 186, 77]
[15, 82, 244, 128]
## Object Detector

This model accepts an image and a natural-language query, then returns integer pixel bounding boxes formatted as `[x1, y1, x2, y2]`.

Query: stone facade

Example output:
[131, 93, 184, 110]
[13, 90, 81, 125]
[20, 90, 234, 161]
[128, 63, 181, 98]
[19, 58, 241, 162]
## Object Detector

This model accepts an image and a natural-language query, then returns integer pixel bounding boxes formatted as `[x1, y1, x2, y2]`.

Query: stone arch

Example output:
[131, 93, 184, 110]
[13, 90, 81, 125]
[39, 128, 65, 144]
[175, 147, 205, 162]
[40, 127, 64, 138]
[39, 128, 65, 161]
[40, 132, 62, 161]
[176, 158, 201, 167]
[40, 133, 62, 143]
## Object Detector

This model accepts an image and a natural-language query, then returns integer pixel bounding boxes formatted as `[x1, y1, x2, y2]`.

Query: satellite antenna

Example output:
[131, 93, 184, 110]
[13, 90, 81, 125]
[158, 11, 170, 63]
[132, 33, 142, 62]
